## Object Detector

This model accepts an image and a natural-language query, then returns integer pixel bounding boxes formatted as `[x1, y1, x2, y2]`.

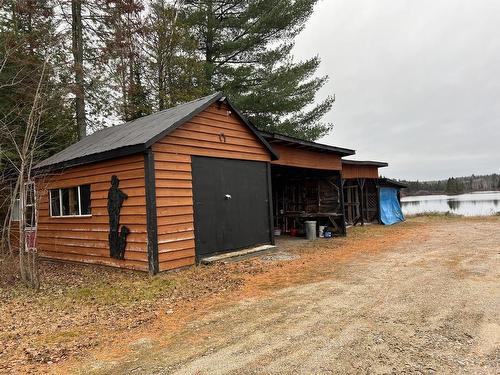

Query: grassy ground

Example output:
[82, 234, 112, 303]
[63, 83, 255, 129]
[0, 215, 498, 374]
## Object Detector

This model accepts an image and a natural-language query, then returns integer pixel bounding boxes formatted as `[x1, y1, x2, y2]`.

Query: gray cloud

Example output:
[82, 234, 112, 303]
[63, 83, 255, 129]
[293, 0, 500, 180]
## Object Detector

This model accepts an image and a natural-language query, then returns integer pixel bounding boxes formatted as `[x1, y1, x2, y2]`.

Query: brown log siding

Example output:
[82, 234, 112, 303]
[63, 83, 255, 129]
[152, 102, 271, 272]
[342, 164, 379, 179]
[36, 154, 148, 271]
[270, 144, 342, 170]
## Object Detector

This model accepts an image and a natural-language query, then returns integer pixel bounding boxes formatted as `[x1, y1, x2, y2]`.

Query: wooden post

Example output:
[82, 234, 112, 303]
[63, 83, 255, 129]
[339, 174, 347, 236]
[266, 163, 275, 245]
[359, 178, 365, 226]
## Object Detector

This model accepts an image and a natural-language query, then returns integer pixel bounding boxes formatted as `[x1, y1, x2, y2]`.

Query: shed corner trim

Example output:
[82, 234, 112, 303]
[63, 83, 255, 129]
[144, 148, 159, 274]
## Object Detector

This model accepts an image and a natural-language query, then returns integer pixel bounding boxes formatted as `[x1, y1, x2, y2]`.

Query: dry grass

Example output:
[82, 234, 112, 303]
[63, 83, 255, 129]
[1, 216, 498, 374]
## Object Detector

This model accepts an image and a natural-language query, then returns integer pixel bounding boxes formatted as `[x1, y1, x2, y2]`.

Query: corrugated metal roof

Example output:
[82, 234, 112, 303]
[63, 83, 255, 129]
[35, 92, 242, 171]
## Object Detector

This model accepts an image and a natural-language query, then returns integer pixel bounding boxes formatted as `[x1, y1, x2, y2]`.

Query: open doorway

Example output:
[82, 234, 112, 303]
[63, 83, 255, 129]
[271, 165, 346, 238]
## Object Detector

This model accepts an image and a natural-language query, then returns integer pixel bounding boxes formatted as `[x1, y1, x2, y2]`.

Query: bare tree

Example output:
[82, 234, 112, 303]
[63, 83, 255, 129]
[1, 60, 48, 289]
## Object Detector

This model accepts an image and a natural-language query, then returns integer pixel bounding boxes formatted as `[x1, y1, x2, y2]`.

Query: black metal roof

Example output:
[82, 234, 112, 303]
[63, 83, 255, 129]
[34, 92, 278, 171]
[259, 131, 356, 157]
[378, 178, 407, 189]
[341, 159, 389, 168]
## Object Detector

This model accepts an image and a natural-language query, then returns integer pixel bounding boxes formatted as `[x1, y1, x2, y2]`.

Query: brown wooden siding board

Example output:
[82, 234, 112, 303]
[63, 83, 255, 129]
[40, 246, 147, 260]
[159, 136, 269, 156]
[158, 249, 194, 262]
[342, 164, 379, 179]
[46, 161, 145, 182]
[41, 251, 148, 271]
[36, 154, 148, 268]
[270, 144, 342, 170]
[38, 238, 146, 251]
[181, 122, 258, 140]
[43, 169, 145, 187]
[155, 179, 192, 189]
[157, 222, 194, 234]
[36, 229, 147, 242]
[156, 214, 194, 226]
[169, 128, 266, 148]
[155, 188, 193, 197]
[154, 145, 270, 162]
[38, 223, 146, 232]
[158, 256, 195, 272]
[153, 153, 192, 163]
[154, 161, 192, 171]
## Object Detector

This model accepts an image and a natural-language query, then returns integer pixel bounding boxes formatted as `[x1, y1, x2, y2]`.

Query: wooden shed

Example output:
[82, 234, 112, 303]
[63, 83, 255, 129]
[341, 160, 388, 225]
[31, 93, 278, 274]
[260, 132, 355, 237]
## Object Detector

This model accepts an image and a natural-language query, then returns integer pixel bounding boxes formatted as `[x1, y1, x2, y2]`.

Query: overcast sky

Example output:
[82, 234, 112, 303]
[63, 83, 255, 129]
[293, 0, 500, 180]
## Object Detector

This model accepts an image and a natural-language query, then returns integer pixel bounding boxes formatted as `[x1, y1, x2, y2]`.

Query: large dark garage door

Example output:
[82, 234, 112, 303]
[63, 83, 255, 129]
[192, 156, 271, 257]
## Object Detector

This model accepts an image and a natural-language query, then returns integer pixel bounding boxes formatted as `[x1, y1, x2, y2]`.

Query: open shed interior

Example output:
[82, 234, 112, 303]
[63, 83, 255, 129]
[343, 178, 380, 225]
[271, 165, 345, 237]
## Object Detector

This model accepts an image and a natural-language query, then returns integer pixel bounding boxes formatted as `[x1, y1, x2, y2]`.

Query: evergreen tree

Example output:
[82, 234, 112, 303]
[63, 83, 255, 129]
[101, 0, 147, 121]
[0, 0, 76, 171]
[446, 177, 464, 195]
[144, 0, 205, 110]
[184, 0, 334, 140]
[124, 63, 152, 121]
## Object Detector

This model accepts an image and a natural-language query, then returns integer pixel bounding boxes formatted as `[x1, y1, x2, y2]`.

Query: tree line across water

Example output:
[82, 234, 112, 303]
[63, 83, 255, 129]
[398, 174, 500, 196]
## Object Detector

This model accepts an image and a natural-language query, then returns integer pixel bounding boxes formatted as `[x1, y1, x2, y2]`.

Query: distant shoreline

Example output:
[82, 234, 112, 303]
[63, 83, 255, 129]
[401, 189, 500, 198]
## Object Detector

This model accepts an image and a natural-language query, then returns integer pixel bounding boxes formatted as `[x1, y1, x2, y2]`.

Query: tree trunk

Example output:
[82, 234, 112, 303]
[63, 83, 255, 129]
[204, 0, 215, 88]
[72, 0, 86, 139]
[18, 168, 26, 282]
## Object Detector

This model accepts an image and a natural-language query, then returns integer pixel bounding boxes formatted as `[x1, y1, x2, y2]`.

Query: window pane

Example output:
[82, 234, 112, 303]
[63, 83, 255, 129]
[26, 182, 35, 205]
[26, 206, 35, 227]
[80, 185, 91, 215]
[62, 187, 79, 216]
[50, 190, 60, 216]
[12, 199, 20, 221]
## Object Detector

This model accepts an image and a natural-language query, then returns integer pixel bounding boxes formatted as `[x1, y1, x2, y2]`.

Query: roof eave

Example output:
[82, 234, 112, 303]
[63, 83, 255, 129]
[342, 159, 389, 168]
[33, 144, 146, 174]
[260, 131, 356, 157]
[378, 178, 407, 189]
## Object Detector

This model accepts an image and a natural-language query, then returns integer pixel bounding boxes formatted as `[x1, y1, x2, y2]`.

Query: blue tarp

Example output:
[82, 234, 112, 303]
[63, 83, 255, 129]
[379, 187, 405, 225]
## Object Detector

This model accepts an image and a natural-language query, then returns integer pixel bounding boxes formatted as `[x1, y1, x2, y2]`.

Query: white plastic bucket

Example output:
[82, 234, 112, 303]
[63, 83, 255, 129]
[319, 226, 326, 238]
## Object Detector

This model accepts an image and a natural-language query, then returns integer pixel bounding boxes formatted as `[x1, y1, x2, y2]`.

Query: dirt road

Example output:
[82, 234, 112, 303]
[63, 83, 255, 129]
[75, 218, 499, 374]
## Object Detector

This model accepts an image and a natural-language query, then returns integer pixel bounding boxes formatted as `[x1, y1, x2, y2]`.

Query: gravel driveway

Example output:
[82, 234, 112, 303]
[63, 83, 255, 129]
[81, 219, 500, 375]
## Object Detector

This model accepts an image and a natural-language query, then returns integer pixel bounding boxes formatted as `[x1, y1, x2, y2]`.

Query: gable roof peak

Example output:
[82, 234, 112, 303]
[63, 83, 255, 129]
[34, 92, 277, 171]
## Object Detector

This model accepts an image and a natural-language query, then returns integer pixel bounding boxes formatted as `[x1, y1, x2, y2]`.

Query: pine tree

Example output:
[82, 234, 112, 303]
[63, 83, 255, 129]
[184, 0, 334, 140]
[124, 63, 152, 121]
[0, 0, 76, 169]
[72, 0, 86, 139]
[101, 0, 148, 121]
[144, 0, 205, 110]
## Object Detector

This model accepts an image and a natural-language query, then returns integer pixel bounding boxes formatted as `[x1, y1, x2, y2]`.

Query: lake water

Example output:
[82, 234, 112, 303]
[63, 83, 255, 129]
[401, 191, 500, 216]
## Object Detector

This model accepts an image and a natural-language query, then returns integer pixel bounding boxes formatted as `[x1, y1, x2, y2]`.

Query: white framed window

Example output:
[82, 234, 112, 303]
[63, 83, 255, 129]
[49, 184, 91, 217]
